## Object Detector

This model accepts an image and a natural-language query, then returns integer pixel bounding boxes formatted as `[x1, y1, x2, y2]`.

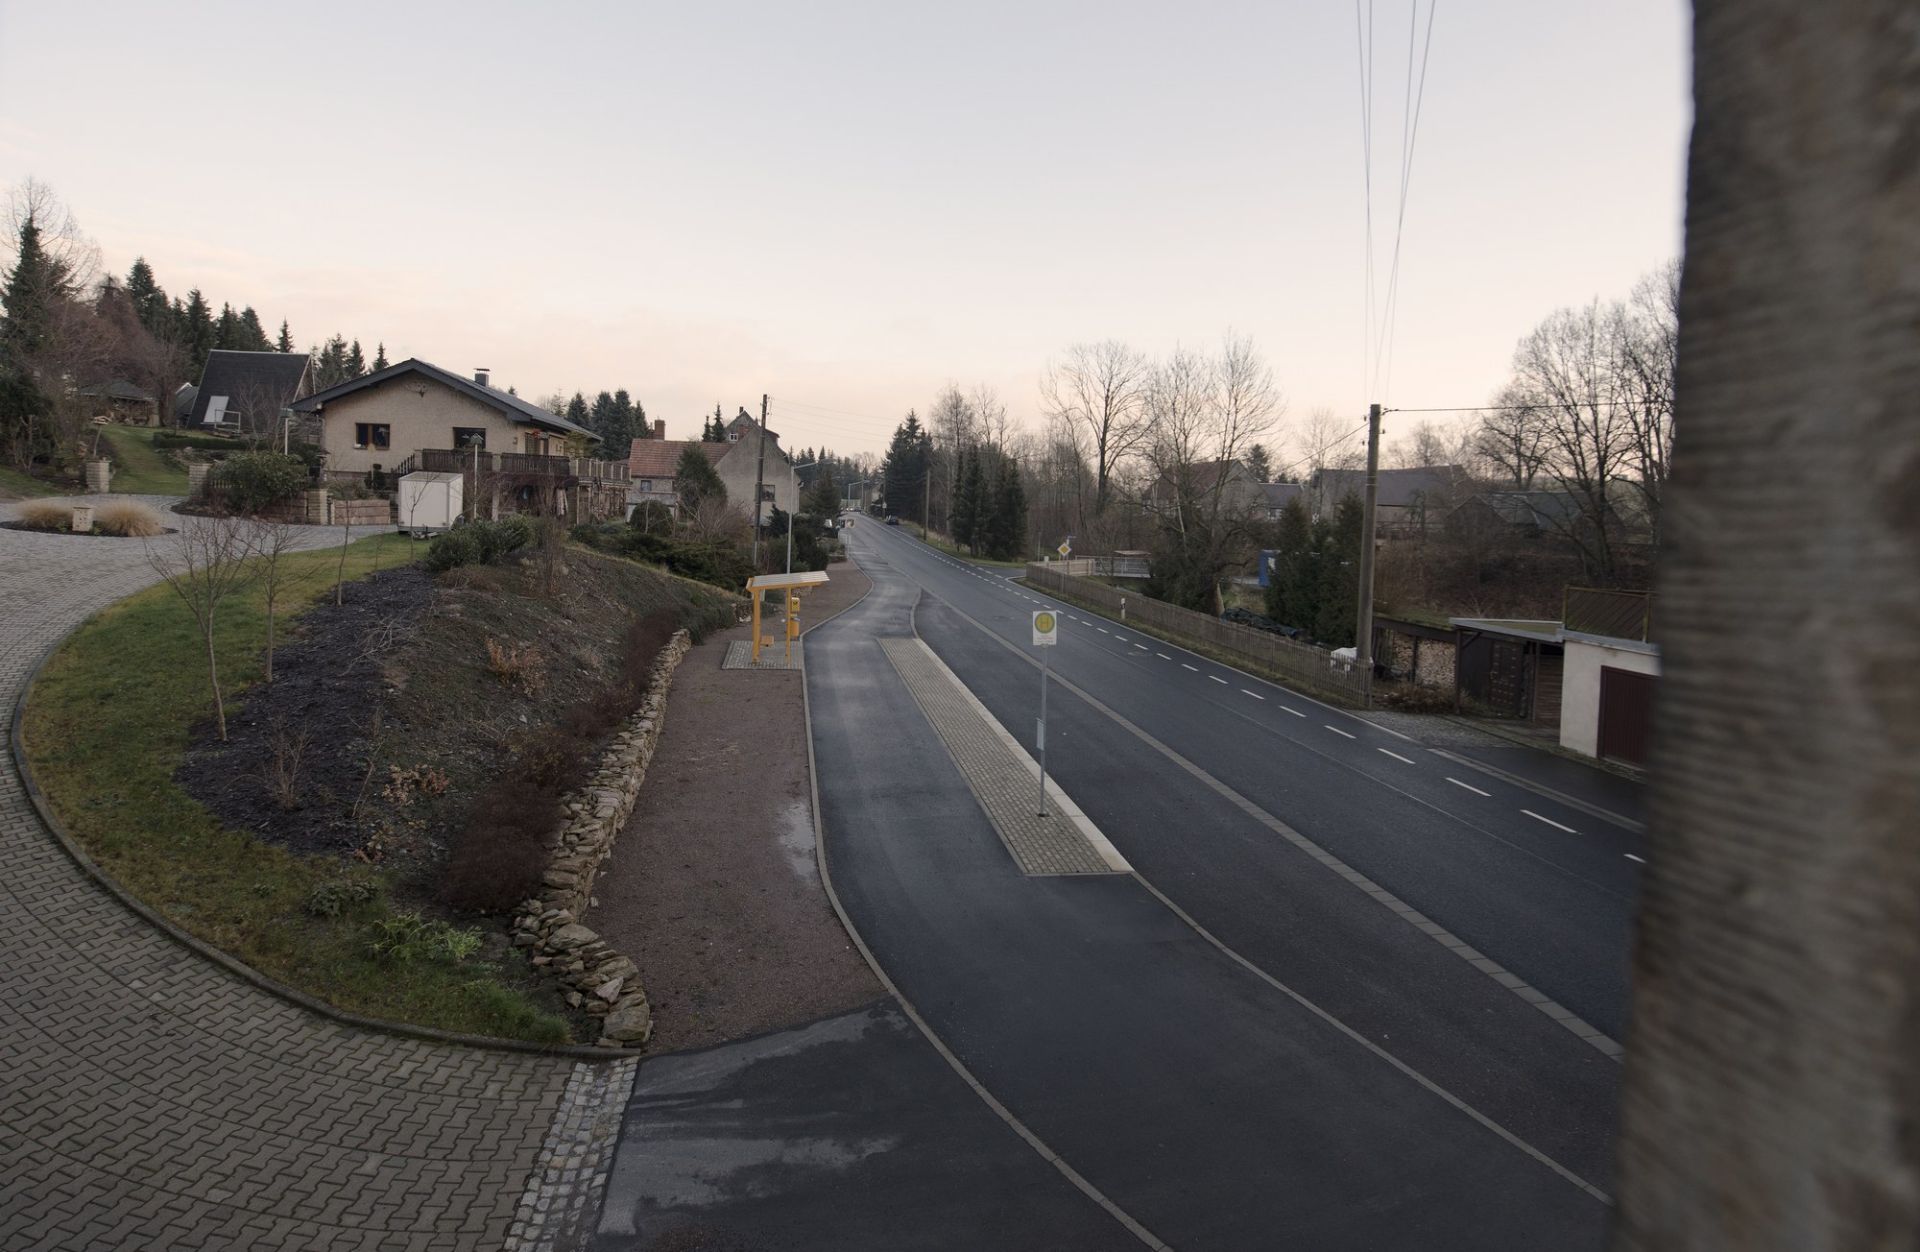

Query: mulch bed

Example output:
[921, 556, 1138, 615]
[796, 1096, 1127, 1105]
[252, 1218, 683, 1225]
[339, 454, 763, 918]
[0, 521, 178, 536]
[176, 566, 434, 856]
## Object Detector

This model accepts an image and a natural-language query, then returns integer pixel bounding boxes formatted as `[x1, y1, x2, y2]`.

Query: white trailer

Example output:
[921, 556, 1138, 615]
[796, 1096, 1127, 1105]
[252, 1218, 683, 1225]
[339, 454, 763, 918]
[396, 471, 464, 532]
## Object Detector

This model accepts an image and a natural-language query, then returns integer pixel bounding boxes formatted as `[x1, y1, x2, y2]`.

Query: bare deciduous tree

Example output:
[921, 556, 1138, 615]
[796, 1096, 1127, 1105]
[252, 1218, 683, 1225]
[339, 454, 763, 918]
[247, 518, 316, 682]
[1039, 339, 1151, 518]
[146, 515, 258, 741]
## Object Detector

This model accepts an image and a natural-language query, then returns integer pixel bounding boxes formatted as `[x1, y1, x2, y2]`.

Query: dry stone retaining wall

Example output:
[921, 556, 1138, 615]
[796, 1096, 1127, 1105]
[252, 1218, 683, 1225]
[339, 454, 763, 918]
[512, 628, 693, 1048]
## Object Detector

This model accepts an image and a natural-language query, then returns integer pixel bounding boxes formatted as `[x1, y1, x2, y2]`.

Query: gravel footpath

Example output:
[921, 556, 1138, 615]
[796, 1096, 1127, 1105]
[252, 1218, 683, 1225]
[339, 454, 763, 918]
[585, 561, 881, 1053]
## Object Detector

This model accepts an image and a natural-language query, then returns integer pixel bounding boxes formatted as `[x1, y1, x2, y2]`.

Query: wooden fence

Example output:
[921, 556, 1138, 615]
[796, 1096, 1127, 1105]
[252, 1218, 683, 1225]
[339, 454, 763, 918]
[1024, 564, 1373, 704]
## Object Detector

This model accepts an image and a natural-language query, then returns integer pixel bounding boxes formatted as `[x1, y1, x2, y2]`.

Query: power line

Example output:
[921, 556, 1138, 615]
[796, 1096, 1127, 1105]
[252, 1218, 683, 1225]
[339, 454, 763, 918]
[1383, 400, 1657, 414]
[1373, 0, 1439, 405]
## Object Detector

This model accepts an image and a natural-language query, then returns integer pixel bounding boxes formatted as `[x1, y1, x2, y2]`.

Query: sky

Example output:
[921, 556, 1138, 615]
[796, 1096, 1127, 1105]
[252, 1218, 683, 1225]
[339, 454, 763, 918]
[0, 1, 1689, 459]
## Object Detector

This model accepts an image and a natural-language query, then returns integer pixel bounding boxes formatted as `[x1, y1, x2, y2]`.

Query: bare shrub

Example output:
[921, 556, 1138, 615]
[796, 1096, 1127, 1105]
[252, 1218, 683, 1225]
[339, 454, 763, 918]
[485, 637, 546, 694]
[94, 500, 165, 537]
[146, 515, 258, 740]
[15, 500, 70, 531]
[262, 720, 309, 810]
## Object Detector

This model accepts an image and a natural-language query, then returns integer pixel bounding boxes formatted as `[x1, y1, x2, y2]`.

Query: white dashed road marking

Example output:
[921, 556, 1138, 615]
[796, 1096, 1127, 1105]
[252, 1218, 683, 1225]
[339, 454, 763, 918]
[1447, 778, 1492, 797]
[1155, 652, 1172, 660]
[1241, 689, 1263, 700]
[1324, 725, 1357, 739]
[1377, 749, 1415, 765]
[1281, 707, 1305, 717]
[1209, 675, 1228, 685]
[1625, 853, 1646, 864]
[1522, 810, 1578, 834]
[1181, 663, 1199, 672]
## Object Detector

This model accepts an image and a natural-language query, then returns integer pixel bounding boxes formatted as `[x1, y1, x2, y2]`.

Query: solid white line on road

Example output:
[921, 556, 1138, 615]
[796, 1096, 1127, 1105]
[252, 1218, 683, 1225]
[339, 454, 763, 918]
[1324, 725, 1357, 739]
[1181, 663, 1199, 672]
[1281, 707, 1305, 718]
[1378, 749, 1416, 765]
[1447, 778, 1492, 797]
[1523, 810, 1579, 834]
[1242, 689, 1264, 700]
[1209, 675, 1228, 685]
[1625, 853, 1646, 864]
[1156, 652, 1172, 660]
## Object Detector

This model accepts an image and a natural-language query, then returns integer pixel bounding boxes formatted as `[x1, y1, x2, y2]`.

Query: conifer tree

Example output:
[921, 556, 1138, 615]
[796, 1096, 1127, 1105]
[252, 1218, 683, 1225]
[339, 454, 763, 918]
[564, 392, 590, 432]
[0, 210, 58, 359]
[881, 411, 929, 524]
[1263, 496, 1314, 628]
[804, 464, 839, 518]
[952, 446, 984, 550]
[673, 442, 726, 513]
[125, 258, 169, 337]
[276, 320, 293, 353]
[183, 289, 215, 376]
[371, 342, 388, 371]
[214, 302, 240, 350]
[346, 339, 366, 376]
[238, 306, 269, 351]
[986, 457, 1028, 560]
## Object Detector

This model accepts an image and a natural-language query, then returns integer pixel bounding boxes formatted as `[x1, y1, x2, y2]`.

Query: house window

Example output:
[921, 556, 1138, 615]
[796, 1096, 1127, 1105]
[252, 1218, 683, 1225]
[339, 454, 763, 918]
[452, 427, 487, 449]
[640, 480, 653, 492]
[354, 423, 391, 451]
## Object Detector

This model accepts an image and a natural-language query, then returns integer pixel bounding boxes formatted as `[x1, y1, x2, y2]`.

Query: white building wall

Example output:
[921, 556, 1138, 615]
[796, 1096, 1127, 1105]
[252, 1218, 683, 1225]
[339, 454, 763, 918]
[1560, 636, 1662, 757]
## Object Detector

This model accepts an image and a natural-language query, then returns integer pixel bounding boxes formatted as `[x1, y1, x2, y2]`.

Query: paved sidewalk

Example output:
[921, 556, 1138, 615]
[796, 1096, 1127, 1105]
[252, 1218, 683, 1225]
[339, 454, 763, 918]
[0, 498, 593, 1252]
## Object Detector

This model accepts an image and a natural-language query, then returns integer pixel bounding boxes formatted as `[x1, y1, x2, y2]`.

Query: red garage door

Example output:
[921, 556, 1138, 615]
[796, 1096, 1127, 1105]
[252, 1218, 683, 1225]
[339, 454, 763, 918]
[1597, 666, 1657, 765]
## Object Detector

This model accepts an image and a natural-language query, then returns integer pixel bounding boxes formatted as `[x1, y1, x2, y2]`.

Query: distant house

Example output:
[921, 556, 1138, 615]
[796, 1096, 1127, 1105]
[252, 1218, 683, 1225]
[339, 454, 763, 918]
[1262, 481, 1304, 520]
[1146, 458, 1266, 520]
[187, 350, 313, 435]
[289, 359, 628, 521]
[1448, 489, 1585, 541]
[1559, 588, 1659, 768]
[78, 379, 158, 425]
[627, 420, 796, 522]
[1309, 464, 1466, 533]
[171, 382, 198, 425]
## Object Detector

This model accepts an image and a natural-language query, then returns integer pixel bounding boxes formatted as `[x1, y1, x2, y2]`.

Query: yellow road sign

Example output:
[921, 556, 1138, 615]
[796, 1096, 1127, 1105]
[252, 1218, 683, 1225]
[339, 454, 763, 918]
[1032, 610, 1058, 646]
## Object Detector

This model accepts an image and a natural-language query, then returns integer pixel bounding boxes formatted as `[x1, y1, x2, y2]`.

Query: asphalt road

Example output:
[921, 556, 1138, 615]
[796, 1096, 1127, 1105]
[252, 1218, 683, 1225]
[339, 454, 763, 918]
[801, 522, 1621, 1251]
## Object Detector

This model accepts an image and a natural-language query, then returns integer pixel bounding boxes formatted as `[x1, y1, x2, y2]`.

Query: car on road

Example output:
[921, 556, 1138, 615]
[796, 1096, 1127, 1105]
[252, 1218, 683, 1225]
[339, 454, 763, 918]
[885, 515, 900, 526]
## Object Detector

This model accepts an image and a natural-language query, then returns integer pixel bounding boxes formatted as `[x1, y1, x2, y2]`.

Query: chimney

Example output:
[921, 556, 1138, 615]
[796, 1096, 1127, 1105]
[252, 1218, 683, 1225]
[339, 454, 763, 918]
[473, 367, 490, 388]
[653, 418, 666, 440]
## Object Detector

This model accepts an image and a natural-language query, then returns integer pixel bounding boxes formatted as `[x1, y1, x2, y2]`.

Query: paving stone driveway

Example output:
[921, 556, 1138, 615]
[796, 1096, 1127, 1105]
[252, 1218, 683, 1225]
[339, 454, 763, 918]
[0, 498, 609, 1252]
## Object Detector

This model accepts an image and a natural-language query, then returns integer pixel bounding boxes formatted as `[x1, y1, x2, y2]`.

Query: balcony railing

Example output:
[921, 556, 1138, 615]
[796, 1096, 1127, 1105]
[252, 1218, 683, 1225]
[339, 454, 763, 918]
[409, 448, 629, 483]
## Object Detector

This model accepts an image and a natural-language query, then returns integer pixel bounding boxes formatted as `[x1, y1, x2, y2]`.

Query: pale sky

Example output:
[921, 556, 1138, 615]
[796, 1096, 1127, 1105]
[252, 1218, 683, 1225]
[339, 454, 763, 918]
[0, 1, 1688, 458]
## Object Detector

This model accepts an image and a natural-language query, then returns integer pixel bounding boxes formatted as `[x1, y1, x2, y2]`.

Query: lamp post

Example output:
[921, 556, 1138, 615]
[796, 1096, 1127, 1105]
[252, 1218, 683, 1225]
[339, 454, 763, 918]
[787, 459, 817, 574]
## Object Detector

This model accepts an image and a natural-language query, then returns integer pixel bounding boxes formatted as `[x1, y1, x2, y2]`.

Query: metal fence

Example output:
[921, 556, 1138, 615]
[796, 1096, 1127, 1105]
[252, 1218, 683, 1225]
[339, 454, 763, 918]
[1563, 586, 1655, 642]
[1050, 555, 1150, 579]
[1025, 564, 1373, 704]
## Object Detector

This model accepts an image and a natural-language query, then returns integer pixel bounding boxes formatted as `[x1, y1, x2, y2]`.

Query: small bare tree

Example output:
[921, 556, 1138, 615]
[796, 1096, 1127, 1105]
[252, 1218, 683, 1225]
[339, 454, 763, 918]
[147, 515, 258, 741]
[1040, 339, 1151, 519]
[247, 518, 317, 681]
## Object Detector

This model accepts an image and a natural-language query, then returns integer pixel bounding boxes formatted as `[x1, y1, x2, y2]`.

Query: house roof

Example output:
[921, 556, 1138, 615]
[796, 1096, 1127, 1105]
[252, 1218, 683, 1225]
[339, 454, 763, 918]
[1263, 482, 1303, 511]
[172, 382, 197, 419]
[78, 379, 154, 402]
[1313, 464, 1465, 510]
[628, 438, 727, 481]
[1475, 489, 1583, 528]
[289, 358, 600, 442]
[188, 350, 311, 426]
[1148, 458, 1257, 500]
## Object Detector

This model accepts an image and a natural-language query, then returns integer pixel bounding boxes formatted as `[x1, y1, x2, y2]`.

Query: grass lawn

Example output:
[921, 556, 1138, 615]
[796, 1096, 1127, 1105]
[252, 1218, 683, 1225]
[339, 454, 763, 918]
[22, 532, 570, 1044]
[94, 425, 189, 495]
[0, 464, 62, 498]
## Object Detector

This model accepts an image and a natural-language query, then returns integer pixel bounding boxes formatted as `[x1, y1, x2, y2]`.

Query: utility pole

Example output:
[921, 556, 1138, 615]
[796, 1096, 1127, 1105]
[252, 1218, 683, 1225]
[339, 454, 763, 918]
[922, 453, 932, 541]
[751, 394, 769, 569]
[1353, 403, 1383, 689]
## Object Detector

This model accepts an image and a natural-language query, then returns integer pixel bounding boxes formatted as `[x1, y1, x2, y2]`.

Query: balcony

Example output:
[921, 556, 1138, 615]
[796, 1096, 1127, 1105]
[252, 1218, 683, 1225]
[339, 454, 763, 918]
[401, 448, 630, 484]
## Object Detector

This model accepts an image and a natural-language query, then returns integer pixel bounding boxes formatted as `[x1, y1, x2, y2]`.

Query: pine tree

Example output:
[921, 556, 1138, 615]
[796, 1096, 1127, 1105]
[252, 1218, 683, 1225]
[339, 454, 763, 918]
[1313, 494, 1365, 645]
[238, 306, 269, 351]
[125, 258, 169, 337]
[183, 289, 215, 377]
[804, 464, 839, 518]
[214, 302, 240, 351]
[881, 411, 928, 523]
[674, 443, 726, 512]
[564, 392, 590, 433]
[1264, 496, 1314, 627]
[952, 446, 984, 551]
[371, 342, 388, 371]
[0, 210, 59, 359]
[1246, 443, 1274, 483]
[275, 320, 293, 353]
[986, 457, 1028, 560]
[346, 339, 366, 377]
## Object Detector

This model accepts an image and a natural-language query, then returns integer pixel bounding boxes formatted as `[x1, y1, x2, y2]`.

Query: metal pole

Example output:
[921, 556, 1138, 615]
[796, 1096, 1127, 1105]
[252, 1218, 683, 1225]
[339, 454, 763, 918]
[1355, 403, 1383, 683]
[1037, 647, 1050, 817]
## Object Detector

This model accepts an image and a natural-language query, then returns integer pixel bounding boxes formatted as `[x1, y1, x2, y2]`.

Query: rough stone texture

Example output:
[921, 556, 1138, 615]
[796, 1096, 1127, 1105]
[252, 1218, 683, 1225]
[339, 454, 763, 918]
[0, 497, 594, 1251]
[512, 630, 693, 1049]
[1612, 9, 1920, 1250]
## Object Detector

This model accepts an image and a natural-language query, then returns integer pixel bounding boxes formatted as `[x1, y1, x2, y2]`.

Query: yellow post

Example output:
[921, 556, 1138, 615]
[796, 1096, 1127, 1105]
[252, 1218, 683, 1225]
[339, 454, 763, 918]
[751, 586, 763, 663]
[785, 592, 800, 661]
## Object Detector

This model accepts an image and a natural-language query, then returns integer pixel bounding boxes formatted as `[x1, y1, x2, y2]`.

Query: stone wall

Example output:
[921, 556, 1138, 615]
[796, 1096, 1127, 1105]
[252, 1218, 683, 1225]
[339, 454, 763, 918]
[510, 628, 693, 1047]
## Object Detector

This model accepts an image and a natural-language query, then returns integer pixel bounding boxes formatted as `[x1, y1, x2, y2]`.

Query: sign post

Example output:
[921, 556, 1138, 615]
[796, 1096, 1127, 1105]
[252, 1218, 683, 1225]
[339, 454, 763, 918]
[1031, 609, 1058, 816]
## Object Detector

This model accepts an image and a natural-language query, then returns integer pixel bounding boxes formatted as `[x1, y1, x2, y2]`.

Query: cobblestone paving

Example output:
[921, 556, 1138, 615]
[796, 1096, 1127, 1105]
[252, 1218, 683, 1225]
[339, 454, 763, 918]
[0, 498, 609, 1252]
[880, 637, 1114, 877]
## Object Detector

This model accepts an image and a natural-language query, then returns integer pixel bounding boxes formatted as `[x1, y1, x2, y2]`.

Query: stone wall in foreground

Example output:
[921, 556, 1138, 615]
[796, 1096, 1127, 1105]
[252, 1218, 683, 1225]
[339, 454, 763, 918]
[511, 628, 693, 1047]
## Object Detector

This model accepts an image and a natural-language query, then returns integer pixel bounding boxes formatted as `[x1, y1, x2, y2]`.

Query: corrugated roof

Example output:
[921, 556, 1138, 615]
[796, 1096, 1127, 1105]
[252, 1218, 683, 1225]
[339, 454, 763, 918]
[189, 351, 311, 426]
[289, 358, 601, 442]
